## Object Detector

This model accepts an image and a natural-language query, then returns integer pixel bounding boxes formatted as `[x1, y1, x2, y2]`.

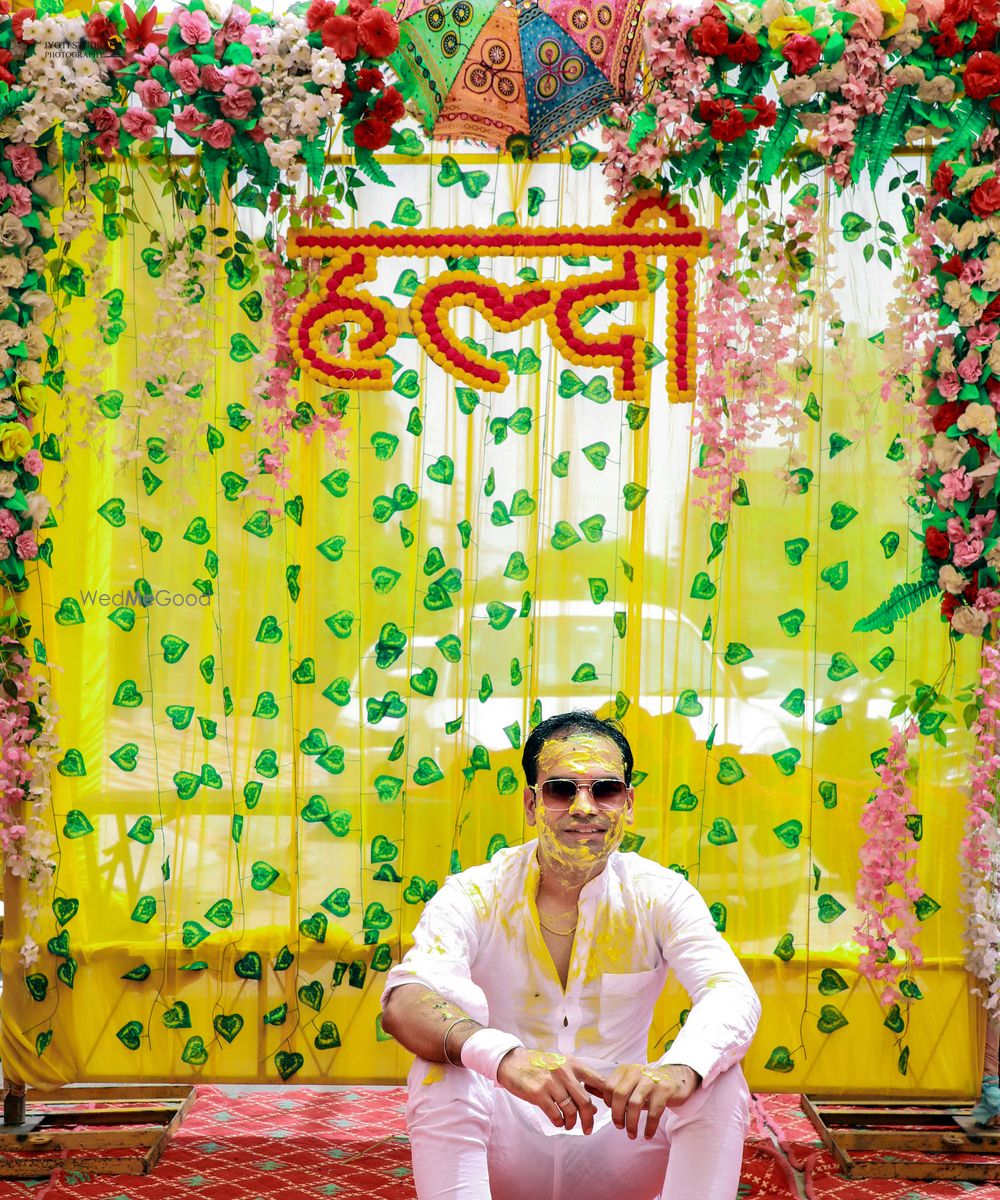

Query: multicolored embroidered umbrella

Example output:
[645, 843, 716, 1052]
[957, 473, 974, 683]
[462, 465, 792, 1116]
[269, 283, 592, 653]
[391, 0, 645, 156]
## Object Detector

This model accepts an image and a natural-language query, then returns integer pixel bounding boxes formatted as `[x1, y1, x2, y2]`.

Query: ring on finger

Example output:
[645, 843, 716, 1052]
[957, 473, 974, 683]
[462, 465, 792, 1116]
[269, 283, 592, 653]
[557, 1095, 575, 1108]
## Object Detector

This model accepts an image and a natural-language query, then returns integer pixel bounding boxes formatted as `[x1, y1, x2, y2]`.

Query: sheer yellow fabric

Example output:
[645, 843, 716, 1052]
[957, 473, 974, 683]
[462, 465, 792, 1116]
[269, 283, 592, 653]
[0, 155, 982, 1096]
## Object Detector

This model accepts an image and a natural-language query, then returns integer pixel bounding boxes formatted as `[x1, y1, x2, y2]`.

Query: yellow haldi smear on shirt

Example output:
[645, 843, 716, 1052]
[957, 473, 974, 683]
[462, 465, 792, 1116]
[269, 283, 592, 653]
[422, 1064, 445, 1086]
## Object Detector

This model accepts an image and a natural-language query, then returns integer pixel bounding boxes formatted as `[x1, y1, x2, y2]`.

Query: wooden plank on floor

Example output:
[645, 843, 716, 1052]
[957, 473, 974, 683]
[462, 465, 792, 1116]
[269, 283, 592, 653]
[26, 1085, 193, 1104]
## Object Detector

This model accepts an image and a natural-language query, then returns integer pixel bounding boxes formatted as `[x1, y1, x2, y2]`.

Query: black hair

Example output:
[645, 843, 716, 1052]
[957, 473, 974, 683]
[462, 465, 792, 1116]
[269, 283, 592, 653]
[520, 709, 633, 787]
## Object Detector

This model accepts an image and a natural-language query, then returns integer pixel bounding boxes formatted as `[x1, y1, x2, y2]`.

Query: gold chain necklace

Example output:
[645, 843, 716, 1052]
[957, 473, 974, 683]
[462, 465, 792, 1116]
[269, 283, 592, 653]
[538, 913, 578, 936]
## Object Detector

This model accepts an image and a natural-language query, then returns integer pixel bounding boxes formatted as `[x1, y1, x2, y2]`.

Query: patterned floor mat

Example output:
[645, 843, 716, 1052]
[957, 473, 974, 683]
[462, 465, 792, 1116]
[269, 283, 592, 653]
[754, 1093, 1000, 1200]
[0, 1088, 993, 1199]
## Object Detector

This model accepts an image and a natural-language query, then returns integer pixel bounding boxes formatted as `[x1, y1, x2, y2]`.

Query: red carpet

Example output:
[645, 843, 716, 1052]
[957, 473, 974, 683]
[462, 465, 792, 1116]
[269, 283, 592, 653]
[0, 1087, 996, 1198]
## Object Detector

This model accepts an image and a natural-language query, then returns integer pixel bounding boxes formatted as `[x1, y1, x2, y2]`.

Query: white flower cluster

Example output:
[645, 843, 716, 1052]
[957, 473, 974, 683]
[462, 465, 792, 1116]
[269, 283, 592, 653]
[253, 13, 345, 175]
[8, 14, 113, 144]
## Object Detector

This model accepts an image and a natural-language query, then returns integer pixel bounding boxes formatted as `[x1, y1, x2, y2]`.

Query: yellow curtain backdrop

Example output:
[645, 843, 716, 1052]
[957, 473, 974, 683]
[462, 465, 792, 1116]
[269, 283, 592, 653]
[0, 152, 983, 1095]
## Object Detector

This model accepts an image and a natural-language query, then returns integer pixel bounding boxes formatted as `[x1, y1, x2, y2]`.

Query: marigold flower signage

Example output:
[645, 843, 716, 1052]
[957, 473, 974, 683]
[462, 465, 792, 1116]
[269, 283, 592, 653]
[287, 193, 706, 404]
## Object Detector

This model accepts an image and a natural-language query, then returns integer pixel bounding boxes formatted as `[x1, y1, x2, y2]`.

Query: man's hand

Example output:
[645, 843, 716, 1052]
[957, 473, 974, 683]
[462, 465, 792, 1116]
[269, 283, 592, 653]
[575, 1062, 700, 1141]
[496, 1048, 597, 1134]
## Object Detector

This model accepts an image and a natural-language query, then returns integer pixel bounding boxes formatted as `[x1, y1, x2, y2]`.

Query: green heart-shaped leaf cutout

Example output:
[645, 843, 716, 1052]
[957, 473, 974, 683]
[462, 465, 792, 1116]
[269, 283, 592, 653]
[818, 968, 848, 996]
[707, 817, 737, 845]
[773, 933, 795, 962]
[817, 893, 846, 923]
[214, 1013, 244, 1043]
[817, 1005, 848, 1034]
[773, 819, 802, 848]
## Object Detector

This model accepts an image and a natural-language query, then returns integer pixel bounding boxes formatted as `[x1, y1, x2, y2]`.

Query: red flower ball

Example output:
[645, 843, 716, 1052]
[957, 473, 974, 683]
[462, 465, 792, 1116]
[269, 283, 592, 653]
[322, 15, 359, 59]
[931, 20, 963, 55]
[691, 14, 729, 56]
[782, 33, 822, 74]
[711, 109, 748, 141]
[748, 95, 777, 128]
[357, 6, 399, 58]
[931, 400, 963, 431]
[354, 67, 384, 91]
[933, 162, 955, 198]
[353, 115, 392, 149]
[964, 49, 1000, 97]
[85, 13, 118, 49]
[726, 32, 761, 63]
[947, 0, 974, 21]
[925, 526, 951, 559]
[11, 8, 35, 40]
[941, 593, 959, 619]
[306, 0, 335, 32]
[373, 85, 405, 124]
[971, 175, 1000, 216]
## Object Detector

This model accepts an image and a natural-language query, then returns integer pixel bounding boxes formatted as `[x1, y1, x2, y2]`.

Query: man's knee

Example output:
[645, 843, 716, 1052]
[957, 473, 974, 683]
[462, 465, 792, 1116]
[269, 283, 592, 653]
[406, 1058, 495, 1139]
[695, 1065, 750, 1129]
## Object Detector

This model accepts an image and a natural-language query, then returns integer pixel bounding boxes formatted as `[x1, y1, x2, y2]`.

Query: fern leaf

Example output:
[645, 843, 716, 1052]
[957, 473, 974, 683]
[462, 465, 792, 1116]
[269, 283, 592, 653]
[852, 579, 940, 633]
[355, 148, 392, 187]
[930, 101, 987, 173]
[758, 109, 801, 185]
[868, 87, 911, 186]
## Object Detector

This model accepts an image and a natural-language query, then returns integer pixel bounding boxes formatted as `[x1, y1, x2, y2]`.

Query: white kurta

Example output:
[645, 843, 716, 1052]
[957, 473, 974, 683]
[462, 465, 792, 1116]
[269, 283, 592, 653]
[382, 841, 760, 1141]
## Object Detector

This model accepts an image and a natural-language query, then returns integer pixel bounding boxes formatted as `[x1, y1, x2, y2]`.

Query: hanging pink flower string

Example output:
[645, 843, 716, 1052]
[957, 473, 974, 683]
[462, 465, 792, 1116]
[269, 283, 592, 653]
[855, 718, 925, 1006]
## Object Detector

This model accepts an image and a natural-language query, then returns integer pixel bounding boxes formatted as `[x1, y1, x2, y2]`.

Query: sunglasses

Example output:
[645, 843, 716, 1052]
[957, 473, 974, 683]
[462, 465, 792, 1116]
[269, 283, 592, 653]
[533, 778, 630, 810]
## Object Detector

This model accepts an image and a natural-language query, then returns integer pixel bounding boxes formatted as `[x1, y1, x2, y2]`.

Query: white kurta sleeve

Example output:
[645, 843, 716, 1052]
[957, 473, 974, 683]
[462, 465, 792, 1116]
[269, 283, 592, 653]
[651, 874, 760, 1087]
[380, 875, 491, 1025]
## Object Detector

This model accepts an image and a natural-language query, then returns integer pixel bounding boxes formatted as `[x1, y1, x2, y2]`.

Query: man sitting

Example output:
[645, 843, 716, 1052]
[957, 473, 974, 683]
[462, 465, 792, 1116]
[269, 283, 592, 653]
[381, 709, 760, 1200]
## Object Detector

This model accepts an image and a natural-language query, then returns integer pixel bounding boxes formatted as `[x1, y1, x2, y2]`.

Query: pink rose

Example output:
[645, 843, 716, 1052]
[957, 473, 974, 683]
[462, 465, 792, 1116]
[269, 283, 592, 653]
[954, 536, 985, 567]
[0, 510, 19, 538]
[937, 370, 961, 399]
[247, 123, 268, 142]
[947, 516, 968, 543]
[969, 322, 999, 347]
[21, 450, 41, 475]
[908, 0, 944, 27]
[95, 130, 120, 157]
[222, 7, 249, 41]
[177, 8, 212, 44]
[200, 119, 234, 149]
[837, 0, 884, 38]
[975, 587, 1000, 611]
[136, 78, 169, 108]
[972, 510, 997, 537]
[939, 467, 973, 504]
[91, 106, 120, 133]
[0, 182, 32, 218]
[173, 104, 207, 136]
[4, 144, 41, 182]
[169, 56, 202, 94]
[13, 532, 36, 560]
[223, 63, 260, 87]
[201, 64, 227, 90]
[219, 85, 255, 120]
[121, 108, 158, 140]
[959, 352, 983, 383]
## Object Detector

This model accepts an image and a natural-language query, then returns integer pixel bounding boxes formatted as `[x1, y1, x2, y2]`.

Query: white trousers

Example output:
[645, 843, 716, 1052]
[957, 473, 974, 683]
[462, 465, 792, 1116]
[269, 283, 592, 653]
[405, 1058, 751, 1200]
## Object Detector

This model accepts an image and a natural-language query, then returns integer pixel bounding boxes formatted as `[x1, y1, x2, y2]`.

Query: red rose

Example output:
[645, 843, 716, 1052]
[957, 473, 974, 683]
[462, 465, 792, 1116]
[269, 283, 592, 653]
[712, 109, 748, 141]
[692, 15, 730, 56]
[941, 593, 959, 619]
[932, 162, 954, 196]
[931, 19, 962, 54]
[726, 32, 761, 63]
[352, 115, 392, 149]
[357, 7, 399, 58]
[697, 98, 724, 123]
[354, 67, 384, 91]
[988, 374, 1000, 402]
[11, 8, 35, 40]
[349, 0, 373, 15]
[322, 14, 359, 58]
[940, 253, 963, 276]
[306, 0, 335, 31]
[965, 49, 1000, 97]
[971, 176, 1000, 216]
[925, 525, 951, 559]
[91, 106, 120, 133]
[748, 96, 776, 128]
[0, 49, 13, 86]
[970, 21, 998, 49]
[969, 433, 990, 461]
[931, 400, 963, 430]
[947, 0, 974, 20]
[973, 0, 999, 22]
[85, 13, 118, 49]
[782, 32, 822, 74]
[372, 85, 404, 124]
[984, 295, 1000, 321]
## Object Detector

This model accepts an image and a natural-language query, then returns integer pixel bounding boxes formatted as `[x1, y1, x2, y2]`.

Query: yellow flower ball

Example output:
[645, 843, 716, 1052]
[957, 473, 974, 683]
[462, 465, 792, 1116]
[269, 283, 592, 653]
[877, 0, 906, 37]
[0, 421, 31, 460]
[767, 13, 812, 46]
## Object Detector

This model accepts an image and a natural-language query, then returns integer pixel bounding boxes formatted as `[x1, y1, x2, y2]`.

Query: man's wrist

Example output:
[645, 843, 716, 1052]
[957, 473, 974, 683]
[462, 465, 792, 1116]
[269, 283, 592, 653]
[460, 1028, 525, 1081]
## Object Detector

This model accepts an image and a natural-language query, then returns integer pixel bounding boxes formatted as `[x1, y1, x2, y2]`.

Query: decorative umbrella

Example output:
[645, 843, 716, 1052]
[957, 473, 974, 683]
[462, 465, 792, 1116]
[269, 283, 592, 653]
[391, 0, 644, 156]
